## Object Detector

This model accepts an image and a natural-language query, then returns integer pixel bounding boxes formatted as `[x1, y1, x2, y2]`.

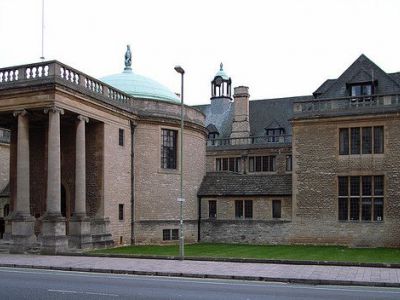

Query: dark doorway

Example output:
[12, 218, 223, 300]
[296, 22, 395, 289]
[61, 185, 67, 218]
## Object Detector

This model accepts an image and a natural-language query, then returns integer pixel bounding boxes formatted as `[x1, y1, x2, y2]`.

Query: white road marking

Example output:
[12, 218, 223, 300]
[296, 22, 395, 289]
[48, 289, 119, 297]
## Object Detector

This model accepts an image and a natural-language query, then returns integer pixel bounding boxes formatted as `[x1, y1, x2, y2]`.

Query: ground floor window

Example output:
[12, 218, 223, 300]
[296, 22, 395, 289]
[235, 200, 253, 219]
[163, 229, 179, 241]
[208, 200, 217, 219]
[338, 175, 384, 222]
[272, 200, 281, 219]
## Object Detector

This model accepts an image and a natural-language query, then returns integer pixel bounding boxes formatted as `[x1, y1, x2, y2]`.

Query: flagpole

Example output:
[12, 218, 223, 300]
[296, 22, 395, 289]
[40, 0, 45, 61]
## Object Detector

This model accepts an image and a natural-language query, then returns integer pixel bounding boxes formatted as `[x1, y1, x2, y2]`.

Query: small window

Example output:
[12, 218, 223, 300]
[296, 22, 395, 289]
[272, 200, 281, 219]
[118, 204, 124, 220]
[163, 229, 179, 241]
[119, 128, 124, 146]
[286, 155, 292, 172]
[350, 83, 373, 97]
[209, 200, 217, 219]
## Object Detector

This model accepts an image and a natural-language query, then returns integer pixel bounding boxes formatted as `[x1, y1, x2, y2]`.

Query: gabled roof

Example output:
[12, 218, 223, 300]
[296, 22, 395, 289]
[198, 172, 292, 196]
[314, 54, 400, 98]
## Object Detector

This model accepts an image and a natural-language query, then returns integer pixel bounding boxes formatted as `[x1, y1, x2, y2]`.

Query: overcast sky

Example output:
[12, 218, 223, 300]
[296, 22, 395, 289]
[1, 0, 400, 105]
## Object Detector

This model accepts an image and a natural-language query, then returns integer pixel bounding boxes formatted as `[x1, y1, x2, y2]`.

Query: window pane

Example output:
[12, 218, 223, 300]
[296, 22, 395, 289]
[361, 198, 372, 221]
[351, 128, 360, 154]
[339, 128, 349, 155]
[272, 200, 281, 218]
[244, 200, 253, 219]
[270, 156, 276, 171]
[362, 176, 372, 196]
[229, 158, 235, 172]
[351, 85, 362, 96]
[161, 129, 177, 169]
[171, 229, 179, 240]
[362, 127, 372, 154]
[338, 177, 348, 196]
[235, 200, 243, 218]
[286, 155, 292, 172]
[374, 198, 384, 221]
[338, 198, 348, 220]
[163, 229, 170, 241]
[350, 176, 360, 196]
[249, 157, 254, 172]
[350, 198, 360, 220]
[209, 200, 217, 219]
[262, 156, 268, 172]
[374, 126, 384, 154]
[236, 158, 241, 172]
[222, 158, 228, 171]
[374, 176, 384, 196]
[255, 157, 261, 172]
[216, 158, 221, 171]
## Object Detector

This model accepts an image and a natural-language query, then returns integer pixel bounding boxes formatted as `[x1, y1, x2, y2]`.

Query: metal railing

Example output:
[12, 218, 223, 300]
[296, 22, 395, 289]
[207, 135, 291, 147]
[293, 94, 400, 117]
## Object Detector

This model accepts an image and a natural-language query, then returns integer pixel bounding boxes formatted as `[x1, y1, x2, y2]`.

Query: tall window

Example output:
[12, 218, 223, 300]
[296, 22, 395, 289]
[235, 200, 253, 219]
[339, 126, 384, 155]
[118, 204, 124, 220]
[216, 157, 241, 172]
[286, 155, 292, 172]
[338, 175, 384, 222]
[161, 129, 177, 169]
[119, 128, 124, 146]
[249, 156, 276, 172]
[209, 200, 217, 219]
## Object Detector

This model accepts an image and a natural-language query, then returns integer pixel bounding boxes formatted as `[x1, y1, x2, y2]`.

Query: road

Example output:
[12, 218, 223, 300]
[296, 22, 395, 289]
[0, 267, 399, 299]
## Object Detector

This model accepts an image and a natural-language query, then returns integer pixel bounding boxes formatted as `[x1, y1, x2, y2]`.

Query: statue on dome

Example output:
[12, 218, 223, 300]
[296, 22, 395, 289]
[125, 45, 132, 69]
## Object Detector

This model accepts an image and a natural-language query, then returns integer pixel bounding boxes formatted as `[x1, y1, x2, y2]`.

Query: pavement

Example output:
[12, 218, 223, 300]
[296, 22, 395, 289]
[0, 254, 400, 288]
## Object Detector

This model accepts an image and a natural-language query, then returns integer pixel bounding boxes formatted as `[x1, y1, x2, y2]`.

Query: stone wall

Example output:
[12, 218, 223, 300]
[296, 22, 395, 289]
[133, 121, 206, 244]
[292, 114, 400, 247]
[0, 143, 9, 193]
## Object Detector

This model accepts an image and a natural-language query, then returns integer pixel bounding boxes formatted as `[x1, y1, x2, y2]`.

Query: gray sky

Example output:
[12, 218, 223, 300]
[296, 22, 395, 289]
[1, 0, 400, 105]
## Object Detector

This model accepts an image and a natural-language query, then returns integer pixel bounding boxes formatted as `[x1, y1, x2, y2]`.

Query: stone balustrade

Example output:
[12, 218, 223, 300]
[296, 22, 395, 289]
[207, 135, 292, 147]
[293, 94, 400, 118]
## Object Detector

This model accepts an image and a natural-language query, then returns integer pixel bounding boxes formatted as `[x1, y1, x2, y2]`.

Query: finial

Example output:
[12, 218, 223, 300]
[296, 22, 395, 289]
[124, 45, 132, 70]
[220, 62, 223, 71]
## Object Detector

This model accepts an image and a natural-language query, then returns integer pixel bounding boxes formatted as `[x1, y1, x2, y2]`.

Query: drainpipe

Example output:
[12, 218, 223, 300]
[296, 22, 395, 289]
[197, 196, 201, 242]
[130, 122, 136, 245]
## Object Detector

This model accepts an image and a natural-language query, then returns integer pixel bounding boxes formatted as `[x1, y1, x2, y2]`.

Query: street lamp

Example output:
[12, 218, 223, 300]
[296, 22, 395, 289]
[174, 65, 185, 260]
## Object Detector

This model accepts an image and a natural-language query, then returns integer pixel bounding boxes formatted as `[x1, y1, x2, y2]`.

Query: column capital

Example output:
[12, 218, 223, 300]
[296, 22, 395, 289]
[13, 109, 28, 118]
[77, 115, 89, 123]
[44, 106, 64, 115]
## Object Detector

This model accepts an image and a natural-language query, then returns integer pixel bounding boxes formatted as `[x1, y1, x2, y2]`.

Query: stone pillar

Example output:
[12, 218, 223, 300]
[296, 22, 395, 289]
[10, 110, 36, 253]
[40, 107, 68, 254]
[69, 115, 92, 249]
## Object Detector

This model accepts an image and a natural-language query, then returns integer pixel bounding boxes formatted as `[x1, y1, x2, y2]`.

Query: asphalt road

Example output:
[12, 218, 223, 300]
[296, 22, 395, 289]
[0, 267, 399, 300]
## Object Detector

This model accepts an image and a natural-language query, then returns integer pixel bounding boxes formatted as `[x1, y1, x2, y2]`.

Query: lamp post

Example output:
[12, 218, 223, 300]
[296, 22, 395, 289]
[174, 65, 185, 260]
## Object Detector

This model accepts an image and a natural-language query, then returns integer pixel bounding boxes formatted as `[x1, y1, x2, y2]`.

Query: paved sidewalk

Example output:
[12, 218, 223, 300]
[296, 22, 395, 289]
[0, 254, 399, 287]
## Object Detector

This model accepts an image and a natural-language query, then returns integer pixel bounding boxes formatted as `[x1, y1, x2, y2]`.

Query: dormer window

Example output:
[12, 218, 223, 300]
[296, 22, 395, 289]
[265, 128, 285, 142]
[350, 83, 373, 97]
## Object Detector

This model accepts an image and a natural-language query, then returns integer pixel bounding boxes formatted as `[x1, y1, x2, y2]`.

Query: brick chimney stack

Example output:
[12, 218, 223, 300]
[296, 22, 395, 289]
[230, 86, 250, 138]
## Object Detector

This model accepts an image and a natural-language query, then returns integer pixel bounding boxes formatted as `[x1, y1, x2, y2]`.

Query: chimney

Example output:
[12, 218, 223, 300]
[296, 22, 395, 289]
[230, 86, 250, 138]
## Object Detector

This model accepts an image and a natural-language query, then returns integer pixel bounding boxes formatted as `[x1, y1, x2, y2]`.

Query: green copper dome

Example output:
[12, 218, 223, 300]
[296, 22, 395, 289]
[101, 46, 180, 103]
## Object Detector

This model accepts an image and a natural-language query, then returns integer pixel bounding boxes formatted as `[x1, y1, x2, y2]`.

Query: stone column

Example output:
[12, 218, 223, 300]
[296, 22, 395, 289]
[10, 110, 36, 253]
[69, 115, 92, 249]
[40, 107, 68, 254]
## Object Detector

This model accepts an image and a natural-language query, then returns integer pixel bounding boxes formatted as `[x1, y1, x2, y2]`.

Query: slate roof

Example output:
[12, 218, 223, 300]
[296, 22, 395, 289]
[0, 183, 9, 197]
[314, 54, 400, 99]
[198, 172, 292, 197]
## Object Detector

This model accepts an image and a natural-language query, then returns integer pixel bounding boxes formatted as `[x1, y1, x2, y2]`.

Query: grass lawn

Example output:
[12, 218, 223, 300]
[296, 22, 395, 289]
[90, 243, 400, 264]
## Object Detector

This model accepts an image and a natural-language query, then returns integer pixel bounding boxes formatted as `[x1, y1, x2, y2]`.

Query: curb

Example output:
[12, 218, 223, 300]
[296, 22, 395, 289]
[1, 263, 399, 288]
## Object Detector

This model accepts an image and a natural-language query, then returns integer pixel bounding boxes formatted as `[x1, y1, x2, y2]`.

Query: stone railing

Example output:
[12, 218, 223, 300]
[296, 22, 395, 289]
[207, 135, 291, 147]
[0, 128, 11, 144]
[293, 94, 400, 118]
[0, 60, 134, 107]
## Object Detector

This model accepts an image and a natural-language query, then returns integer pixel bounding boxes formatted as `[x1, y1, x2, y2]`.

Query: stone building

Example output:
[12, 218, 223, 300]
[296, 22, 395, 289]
[197, 55, 400, 247]
[0, 47, 206, 253]
[1, 52, 399, 251]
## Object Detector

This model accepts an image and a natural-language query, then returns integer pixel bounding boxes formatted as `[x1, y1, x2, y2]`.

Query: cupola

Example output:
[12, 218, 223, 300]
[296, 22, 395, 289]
[211, 63, 232, 100]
